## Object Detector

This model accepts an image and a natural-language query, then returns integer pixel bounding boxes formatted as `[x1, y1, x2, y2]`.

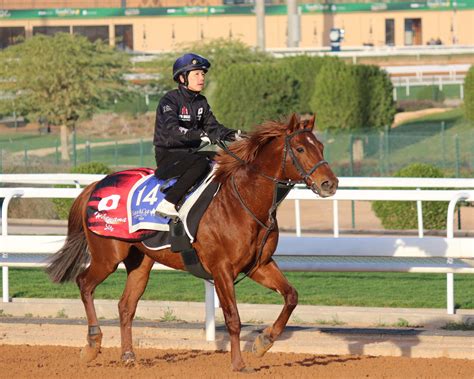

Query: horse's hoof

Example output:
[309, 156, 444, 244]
[252, 333, 274, 358]
[121, 351, 136, 366]
[80, 345, 99, 363]
[231, 364, 255, 373]
[239, 367, 256, 373]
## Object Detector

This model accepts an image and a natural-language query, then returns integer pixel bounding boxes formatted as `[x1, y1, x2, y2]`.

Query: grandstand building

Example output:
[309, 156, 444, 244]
[0, 0, 472, 52]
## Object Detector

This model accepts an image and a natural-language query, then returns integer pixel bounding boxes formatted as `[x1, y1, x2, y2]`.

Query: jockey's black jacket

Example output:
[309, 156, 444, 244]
[153, 85, 236, 150]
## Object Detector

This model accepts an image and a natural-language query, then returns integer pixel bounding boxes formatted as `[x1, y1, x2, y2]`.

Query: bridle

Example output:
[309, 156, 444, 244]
[281, 129, 328, 191]
[217, 128, 329, 284]
[218, 128, 328, 193]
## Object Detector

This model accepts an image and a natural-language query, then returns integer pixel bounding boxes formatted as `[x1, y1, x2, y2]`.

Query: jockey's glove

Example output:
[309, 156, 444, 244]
[234, 130, 249, 141]
[200, 134, 211, 144]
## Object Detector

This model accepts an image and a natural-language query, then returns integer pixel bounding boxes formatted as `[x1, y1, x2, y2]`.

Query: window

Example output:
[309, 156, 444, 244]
[0, 27, 25, 49]
[404, 18, 422, 46]
[385, 19, 395, 46]
[72, 25, 109, 43]
[33, 26, 70, 36]
[115, 25, 133, 51]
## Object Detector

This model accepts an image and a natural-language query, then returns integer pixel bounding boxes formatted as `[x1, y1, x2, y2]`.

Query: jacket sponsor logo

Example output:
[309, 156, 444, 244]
[179, 105, 191, 121]
[197, 107, 203, 121]
[162, 104, 172, 113]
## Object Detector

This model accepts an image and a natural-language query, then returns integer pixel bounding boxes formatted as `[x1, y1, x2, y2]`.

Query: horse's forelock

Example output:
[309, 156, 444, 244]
[214, 119, 289, 182]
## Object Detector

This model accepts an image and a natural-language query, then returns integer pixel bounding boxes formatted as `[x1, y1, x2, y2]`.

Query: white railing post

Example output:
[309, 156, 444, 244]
[204, 280, 215, 341]
[2, 266, 8, 303]
[446, 273, 454, 315]
[416, 188, 424, 238]
[333, 200, 339, 238]
[446, 192, 469, 315]
[294, 199, 301, 237]
[1, 189, 24, 303]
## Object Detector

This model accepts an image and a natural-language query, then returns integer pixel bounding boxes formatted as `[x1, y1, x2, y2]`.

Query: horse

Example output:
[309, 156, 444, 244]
[46, 113, 338, 372]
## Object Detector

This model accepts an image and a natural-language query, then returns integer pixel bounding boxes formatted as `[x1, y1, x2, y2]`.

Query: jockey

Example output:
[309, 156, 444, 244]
[153, 53, 240, 218]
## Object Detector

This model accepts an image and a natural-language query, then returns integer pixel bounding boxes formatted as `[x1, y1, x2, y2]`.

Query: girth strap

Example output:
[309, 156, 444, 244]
[170, 221, 213, 280]
[181, 248, 213, 280]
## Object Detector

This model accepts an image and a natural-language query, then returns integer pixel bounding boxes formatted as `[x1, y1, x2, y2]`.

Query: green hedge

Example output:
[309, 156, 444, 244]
[464, 66, 474, 122]
[372, 163, 448, 230]
[53, 162, 112, 220]
[277, 55, 334, 114]
[355, 64, 396, 129]
[213, 62, 301, 130]
[310, 61, 395, 131]
[310, 60, 364, 130]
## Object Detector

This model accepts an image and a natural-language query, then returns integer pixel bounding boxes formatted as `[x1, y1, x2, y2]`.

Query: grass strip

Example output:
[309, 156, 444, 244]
[5, 268, 474, 309]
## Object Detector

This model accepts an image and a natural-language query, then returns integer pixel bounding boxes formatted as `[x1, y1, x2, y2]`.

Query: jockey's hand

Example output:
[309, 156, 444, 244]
[200, 133, 211, 144]
[234, 130, 249, 141]
[227, 130, 248, 142]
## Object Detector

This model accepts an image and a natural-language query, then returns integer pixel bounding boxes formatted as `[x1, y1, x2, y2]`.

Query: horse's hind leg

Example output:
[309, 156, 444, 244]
[76, 241, 127, 362]
[118, 249, 154, 365]
[249, 260, 298, 357]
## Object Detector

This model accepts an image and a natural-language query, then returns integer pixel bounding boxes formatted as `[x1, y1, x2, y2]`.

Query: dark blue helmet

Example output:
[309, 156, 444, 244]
[172, 53, 211, 82]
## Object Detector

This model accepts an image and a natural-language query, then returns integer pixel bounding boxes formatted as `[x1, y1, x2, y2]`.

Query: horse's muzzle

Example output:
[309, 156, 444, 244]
[312, 178, 338, 198]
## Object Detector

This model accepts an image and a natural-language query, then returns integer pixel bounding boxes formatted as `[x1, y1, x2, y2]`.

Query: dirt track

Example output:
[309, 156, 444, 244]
[1, 345, 473, 378]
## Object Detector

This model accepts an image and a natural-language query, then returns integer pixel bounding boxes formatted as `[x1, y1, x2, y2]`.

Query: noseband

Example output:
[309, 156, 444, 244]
[219, 128, 328, 191]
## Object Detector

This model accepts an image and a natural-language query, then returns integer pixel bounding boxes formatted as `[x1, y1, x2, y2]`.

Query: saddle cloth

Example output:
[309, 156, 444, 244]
[86, 167, 219, 242]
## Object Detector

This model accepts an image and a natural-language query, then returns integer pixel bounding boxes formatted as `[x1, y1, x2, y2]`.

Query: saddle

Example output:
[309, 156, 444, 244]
[86, 166, 219, 279]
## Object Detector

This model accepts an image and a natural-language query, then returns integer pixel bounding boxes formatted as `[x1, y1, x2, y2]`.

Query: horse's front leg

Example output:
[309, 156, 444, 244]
[249, 259, 298, 357]
[213, 270, 250, 372]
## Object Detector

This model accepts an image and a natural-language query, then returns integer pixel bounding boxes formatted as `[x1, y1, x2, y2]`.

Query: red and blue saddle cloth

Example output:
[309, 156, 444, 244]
[86, 167, 219, 248]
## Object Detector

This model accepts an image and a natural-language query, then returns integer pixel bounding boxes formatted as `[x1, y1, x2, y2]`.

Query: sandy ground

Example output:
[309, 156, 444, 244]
[0, 345, 473, 379]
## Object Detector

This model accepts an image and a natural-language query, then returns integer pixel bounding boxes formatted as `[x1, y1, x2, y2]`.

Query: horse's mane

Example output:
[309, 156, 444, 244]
[214, 119, 289, 182]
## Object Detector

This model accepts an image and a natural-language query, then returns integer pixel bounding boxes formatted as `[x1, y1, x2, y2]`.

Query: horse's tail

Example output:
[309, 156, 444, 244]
[46, 184, 95, 284]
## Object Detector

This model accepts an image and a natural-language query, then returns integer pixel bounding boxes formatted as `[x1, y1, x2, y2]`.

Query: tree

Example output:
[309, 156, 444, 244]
[0, 33, 130, 160]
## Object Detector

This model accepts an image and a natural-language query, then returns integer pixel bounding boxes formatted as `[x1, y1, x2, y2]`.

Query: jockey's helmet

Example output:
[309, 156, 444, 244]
[172, 53, 211, 82]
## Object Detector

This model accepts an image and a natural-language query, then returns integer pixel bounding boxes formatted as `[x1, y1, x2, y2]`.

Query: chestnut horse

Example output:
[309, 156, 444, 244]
[46, 114, 338, 372]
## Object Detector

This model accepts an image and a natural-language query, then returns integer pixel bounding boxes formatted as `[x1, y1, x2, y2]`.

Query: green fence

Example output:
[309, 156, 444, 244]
[320, 124, 473, 177]
[0, 122, 473, 177]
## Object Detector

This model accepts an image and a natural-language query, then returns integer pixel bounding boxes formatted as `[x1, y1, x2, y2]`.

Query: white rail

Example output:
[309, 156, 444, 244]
[1, 175, 474, 340]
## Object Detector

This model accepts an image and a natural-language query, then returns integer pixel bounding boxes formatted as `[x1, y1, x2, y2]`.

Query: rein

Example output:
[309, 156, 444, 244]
[217, 129, 328, 284]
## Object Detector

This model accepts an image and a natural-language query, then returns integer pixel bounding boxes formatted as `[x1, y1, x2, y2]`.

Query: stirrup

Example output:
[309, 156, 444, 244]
[155, 200, 179, 218]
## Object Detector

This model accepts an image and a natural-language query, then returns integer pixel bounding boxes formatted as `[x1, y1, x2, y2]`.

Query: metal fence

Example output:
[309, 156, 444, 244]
[0, 122, 473, 177]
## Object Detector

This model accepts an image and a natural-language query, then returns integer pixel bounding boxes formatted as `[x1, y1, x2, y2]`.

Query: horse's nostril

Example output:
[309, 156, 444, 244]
[321, 181, 331, 191]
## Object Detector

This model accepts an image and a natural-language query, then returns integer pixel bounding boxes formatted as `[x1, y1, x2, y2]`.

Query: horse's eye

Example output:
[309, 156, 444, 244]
[296, 147, 304, 153]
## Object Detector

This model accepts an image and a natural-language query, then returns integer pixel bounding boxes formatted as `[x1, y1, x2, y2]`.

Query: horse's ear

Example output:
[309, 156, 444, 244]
[307, 114, 316, 131]
[287, 113, 299, 134]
